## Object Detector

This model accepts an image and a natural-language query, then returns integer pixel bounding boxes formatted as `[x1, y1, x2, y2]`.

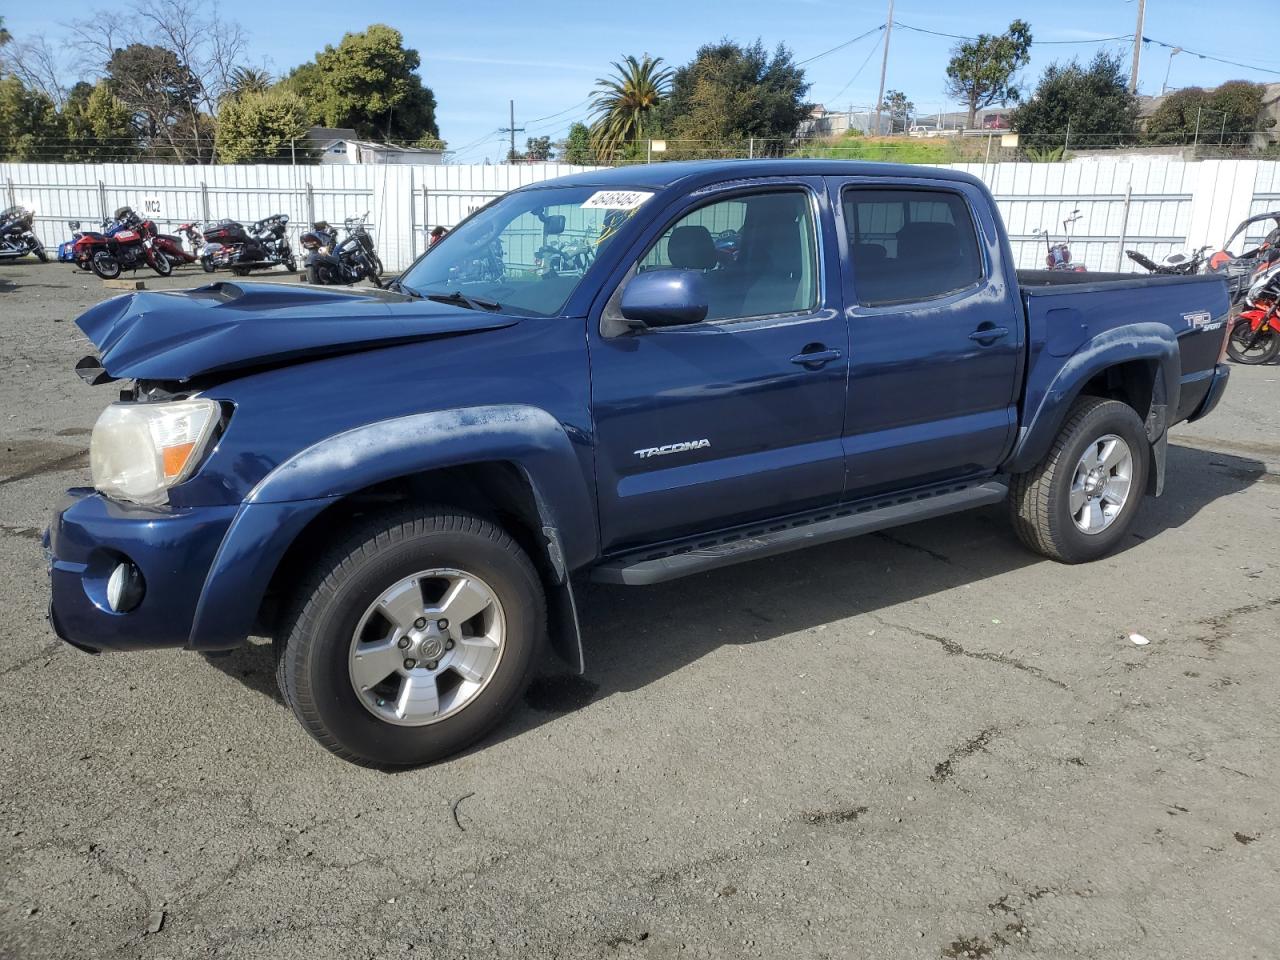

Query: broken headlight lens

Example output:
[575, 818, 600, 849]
[90, 399, 220, 505]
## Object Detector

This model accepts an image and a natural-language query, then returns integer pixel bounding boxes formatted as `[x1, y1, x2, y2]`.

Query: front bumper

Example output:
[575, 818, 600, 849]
[46, 489, 237, 652]
[1187, 362, 1231, 423]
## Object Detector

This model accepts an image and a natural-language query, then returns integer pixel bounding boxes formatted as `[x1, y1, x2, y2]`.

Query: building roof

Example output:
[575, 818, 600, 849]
[304, 126, 358, 143]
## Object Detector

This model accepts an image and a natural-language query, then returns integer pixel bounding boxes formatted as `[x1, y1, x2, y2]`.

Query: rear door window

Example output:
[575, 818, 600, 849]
[842, 188, 983, 306]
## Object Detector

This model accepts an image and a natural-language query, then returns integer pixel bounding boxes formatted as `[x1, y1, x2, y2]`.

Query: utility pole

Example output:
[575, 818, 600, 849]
[1128, 0, 1146, 93]
[499, 100, 525, 163]
[873, 0, 895, 136]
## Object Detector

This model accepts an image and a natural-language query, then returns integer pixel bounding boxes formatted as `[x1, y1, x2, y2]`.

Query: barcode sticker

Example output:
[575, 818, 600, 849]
[581, 190, 654, 210]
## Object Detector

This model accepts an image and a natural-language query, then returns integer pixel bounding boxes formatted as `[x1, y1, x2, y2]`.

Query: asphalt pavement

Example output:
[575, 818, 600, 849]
[1, 261, 1277, 960]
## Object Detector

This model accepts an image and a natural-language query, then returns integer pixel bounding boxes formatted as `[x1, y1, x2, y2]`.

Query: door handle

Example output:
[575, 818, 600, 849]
[790, 345, 843, 368]
[968, 325, 1010, 344]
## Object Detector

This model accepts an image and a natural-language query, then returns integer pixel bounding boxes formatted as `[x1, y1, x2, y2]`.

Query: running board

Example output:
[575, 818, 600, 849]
[591, 480, 1008, 586]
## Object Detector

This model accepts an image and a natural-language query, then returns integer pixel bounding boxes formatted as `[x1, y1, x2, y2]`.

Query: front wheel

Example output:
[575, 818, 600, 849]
[150, 251, 173, 277]
[30, 237, 48, 263]
[201, 256, 216, 273]
[1009, 397, 1150, 563]
[1226, 317, 1280, 365]
[274, 507, 546, 766]
[366, 254, 384, 287]
[90, 251, 121, 280]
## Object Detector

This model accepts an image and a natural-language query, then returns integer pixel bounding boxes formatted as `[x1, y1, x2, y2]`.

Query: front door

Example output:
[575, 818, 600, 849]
[589, 182, 849, 553]
[830, 178, 1024, 498]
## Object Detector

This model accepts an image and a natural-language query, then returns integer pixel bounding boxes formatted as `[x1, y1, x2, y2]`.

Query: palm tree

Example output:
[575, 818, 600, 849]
[228, 66, 273, 99]
[589, 54, 672, 160]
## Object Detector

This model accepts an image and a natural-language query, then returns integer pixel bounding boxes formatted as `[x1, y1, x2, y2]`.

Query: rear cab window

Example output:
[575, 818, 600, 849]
[842, 188, 984, 306]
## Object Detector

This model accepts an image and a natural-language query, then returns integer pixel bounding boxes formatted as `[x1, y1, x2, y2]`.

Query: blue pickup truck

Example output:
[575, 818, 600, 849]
[47, 160, 1231, 766]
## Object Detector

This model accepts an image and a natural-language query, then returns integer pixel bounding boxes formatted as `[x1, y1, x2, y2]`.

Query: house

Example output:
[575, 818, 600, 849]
[301, 126, 446, 165]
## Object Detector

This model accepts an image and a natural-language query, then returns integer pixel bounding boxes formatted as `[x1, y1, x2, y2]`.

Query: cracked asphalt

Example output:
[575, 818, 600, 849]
[2, 261, 1278, 959]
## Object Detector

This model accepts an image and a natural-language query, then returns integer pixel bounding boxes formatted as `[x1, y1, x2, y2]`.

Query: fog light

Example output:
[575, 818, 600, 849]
[106, 561, 145, 613]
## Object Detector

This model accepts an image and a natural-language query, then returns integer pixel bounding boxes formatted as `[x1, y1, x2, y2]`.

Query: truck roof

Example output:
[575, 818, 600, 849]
[526, 158, 985, 193]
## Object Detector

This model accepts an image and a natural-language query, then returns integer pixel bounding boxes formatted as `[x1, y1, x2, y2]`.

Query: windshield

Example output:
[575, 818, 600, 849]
[399, 185, 653, 316]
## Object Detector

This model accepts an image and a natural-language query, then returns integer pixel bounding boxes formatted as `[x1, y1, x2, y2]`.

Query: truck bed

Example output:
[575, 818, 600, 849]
[1017, 270, 1230, 429]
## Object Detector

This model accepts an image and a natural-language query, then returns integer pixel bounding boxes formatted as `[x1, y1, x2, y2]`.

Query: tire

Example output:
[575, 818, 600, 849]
[150, 252, 173, 277]
[90, 251, 121, 280]
[284, 256, 297, 273]
[231, 266, 250, 277]
[31, 238, 48, 263]
[366, 255, 384, 288]
[274, 506, 546, 766]
[1009, 396, 1150, 564]
[201, 256, 216, 273]
[1226, 317, 1280, 365]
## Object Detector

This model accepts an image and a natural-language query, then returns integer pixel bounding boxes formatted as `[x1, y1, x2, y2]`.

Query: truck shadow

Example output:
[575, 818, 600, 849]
[200, 444, 1267, 741]
[493, 442, 1268, 747]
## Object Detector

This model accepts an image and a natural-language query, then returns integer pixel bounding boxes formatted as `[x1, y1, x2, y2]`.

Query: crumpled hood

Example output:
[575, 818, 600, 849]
[76, 281, 519, 381]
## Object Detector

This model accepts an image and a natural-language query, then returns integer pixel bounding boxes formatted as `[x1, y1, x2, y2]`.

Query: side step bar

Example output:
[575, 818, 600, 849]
[591, 480, 1008, 586]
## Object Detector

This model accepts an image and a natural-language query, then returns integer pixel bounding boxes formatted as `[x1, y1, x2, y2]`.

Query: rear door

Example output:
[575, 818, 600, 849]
[829, 178, 1023, 498]
[588, 180, 849, 553]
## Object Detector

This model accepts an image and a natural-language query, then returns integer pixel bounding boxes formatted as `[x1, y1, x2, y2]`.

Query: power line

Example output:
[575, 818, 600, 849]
[827, 37, 885, 103]
[797, 25, 885, 67]
[892, 21, 1133, 45]
[1141, 36, 1280, 77]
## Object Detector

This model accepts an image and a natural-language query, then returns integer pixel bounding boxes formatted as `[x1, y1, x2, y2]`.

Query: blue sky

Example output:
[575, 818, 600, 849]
[7, 0, 1279, 161]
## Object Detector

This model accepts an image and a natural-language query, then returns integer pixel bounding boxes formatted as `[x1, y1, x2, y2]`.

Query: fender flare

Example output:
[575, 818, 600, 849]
[1007, 323, 1181, 475]
[188, 405, 595, 671]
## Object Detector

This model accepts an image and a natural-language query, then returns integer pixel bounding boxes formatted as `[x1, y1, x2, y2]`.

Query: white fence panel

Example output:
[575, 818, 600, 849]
[3, 158, 1278, 273]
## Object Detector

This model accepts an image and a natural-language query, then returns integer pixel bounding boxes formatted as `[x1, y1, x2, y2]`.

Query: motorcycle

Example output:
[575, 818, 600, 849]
[0, 206, 48, 262]
[533, 237, 593, 277]
[113, 207, 197, 268]
[1206, 211, 1280, 306]
[1125, 245, 1211, 275]
[304, 213, 382, 286]
[201, 214, 296, 275]
[84, 213, 172, 279]
[58, 220, 109, 267]
[1226, 259, 1280, 365]
[1034, 209, 1086, 272]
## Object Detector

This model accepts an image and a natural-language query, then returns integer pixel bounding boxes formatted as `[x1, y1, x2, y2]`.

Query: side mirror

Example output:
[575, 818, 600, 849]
[542, 214, 566, 236]
[619, 269, 709, 328]
[68, 220, 81, 230]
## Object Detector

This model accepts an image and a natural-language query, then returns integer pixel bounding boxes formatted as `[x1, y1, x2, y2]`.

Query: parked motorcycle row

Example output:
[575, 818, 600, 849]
[42, 207, 384, 287]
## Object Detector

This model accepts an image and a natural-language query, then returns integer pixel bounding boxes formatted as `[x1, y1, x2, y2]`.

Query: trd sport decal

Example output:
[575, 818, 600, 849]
[633, 439, 711, 459]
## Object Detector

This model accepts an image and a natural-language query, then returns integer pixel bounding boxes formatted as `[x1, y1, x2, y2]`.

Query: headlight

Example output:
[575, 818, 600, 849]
[90, 399, 220, 505]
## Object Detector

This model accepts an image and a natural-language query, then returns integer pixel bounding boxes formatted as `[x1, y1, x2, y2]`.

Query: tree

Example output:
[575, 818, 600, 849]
[0, 76, 65, 161]
[944, 20, 1032, 130]
[1010, 52, 1139, 150]
[215, 88, 310, 162]
[589, 54, 671, 160]
[227, 66, 273, 100]
[63, 80, 141, 160]
[880, 89, 913, 133]
[525, 135, 552, 161]
[287, 25, 439, 142]
[659, 40, 810, 158]
[1146, 81, 1274, 146]
[0, 17, 11, 47]
[561, 121, 594, 165]
[106, 43, 210, 161]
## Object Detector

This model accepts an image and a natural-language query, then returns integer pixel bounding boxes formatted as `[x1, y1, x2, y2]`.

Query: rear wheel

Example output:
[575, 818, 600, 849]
[90, 251, 121, 280]
[231, 266, 250, 277]
[201, 256, 216, 273]
[274, 507, 545, 766]
[1009, 397, 1149, 563]
[1226, 317, 1280, 365]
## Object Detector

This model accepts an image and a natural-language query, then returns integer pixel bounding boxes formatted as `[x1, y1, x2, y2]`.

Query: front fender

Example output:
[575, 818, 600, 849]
[1007, 323, 1180, 474]
[188, 404, 597, 656]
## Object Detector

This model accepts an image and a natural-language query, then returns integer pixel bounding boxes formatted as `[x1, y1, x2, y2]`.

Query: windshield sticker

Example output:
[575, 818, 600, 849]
[581, 190, 654, 211]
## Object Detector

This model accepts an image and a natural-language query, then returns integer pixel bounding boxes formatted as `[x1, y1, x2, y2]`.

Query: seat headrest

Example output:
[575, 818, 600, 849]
[668, 225, 716, 269]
